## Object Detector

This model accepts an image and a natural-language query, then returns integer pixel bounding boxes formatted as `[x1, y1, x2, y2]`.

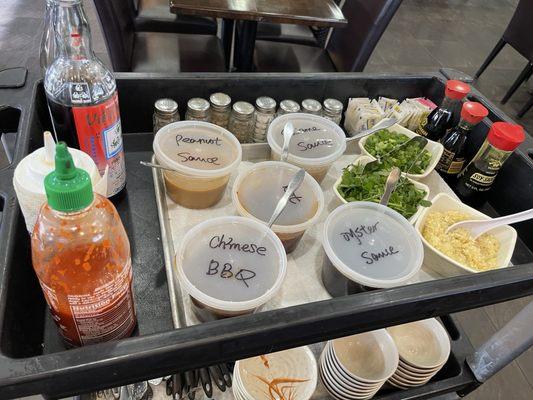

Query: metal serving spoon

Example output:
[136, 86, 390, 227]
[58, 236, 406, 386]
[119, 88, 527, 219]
[379, 167, 401, 206]
[446, 208, 533, 239]
[346, 117, 398, 142]
[140, 160, 175, 172]
[281, 122, 295, 162]
[267, 168, 306, 228]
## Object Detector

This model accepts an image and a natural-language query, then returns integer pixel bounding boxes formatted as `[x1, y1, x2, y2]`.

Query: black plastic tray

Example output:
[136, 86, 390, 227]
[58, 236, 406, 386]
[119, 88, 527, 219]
[0, 73, 531, 399]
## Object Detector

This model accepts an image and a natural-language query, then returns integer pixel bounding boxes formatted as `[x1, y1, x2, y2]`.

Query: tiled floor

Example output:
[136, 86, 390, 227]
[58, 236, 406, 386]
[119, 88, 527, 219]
[2, 0, 533, 399]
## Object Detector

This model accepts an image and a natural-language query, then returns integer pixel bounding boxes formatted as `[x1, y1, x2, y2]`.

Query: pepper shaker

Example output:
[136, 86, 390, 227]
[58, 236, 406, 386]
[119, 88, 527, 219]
[228, 101, 255, 143]
[277, 99, 301, 117]
[185, 97, 210, 122]
[323, 98, 344, 125]
[209, 92, 231, 129]
[153, 98, 179, 134]
[253, 96, 277, 143]
[301, 99, 322, 116]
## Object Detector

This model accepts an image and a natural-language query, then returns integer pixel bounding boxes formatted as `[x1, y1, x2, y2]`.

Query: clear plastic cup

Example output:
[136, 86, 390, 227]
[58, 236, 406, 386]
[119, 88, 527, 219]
[321, 202, 423, 295]
[232, 161, 324, 253]
[176, 216, 287, 320]
[153, 121, 242, 209]
[267, 113, 347, 182]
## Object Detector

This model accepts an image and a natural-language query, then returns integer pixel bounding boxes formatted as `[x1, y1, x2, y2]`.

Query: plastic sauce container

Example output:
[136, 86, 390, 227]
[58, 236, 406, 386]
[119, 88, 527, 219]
[176, 216, 287, 320]
[267, 113, 347, 182]
[232, 161, 324, 253]
[153, 121, 242, 208]
[321, 202, 423, 296]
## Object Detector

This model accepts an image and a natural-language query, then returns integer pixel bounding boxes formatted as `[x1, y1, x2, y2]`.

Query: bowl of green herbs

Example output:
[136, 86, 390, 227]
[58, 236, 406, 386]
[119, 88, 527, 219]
[359, 125, 444, 179]
[333, 156, 431, 223]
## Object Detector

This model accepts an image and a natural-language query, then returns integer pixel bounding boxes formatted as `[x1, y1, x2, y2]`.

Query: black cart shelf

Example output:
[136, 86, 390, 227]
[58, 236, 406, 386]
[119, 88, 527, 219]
[0, 72, 531, 399]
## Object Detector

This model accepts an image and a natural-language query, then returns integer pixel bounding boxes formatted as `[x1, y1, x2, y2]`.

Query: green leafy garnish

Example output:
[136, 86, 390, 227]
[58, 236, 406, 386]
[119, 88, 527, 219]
[364, 129, 432, 174]
[337, 163, 430, 219]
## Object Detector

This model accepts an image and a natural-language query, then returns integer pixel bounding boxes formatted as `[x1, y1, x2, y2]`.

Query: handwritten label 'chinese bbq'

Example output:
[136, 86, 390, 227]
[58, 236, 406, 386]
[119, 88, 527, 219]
[206, 259, 256, 287]
[209, 234, 267, 256]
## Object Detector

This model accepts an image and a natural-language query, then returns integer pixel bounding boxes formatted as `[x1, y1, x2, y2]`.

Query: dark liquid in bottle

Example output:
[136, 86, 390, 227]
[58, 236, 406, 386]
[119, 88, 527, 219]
[417, 108, 452, 141]
[456, 161, 493, 207]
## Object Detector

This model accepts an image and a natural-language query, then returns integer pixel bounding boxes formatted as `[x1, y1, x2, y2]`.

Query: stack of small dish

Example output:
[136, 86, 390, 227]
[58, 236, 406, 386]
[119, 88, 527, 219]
[233, 346, 317, 400]
[386, 318, 451, 389]
[319, 330, 399, 400]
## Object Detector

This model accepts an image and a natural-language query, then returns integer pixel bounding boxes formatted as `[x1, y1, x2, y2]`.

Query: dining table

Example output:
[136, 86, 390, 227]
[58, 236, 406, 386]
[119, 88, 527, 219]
[169, 0, 347, 72]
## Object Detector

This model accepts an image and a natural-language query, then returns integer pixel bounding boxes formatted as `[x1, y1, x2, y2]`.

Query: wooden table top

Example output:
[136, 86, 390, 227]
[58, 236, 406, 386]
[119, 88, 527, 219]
[170, 0, 347, 27]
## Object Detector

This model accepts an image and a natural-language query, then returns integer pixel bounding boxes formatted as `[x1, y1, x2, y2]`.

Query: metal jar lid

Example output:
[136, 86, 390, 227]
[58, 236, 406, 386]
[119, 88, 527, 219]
[323, 98, 344, 113]
[255, 96, 277, 113]
[210, 92, 231, 109]
[155, 98, 178, 115]
[279, 99, 301, 113]
[187, 97, 210, 112]
[232, 101, 255, 116]
[302, 99, 322, 113]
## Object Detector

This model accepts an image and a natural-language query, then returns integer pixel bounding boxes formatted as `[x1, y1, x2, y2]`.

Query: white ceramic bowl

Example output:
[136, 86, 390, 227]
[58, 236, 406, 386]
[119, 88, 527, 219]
[358, 124, 444, 180]
[333, 156, 430, 224]
[414, 193, 517, 277]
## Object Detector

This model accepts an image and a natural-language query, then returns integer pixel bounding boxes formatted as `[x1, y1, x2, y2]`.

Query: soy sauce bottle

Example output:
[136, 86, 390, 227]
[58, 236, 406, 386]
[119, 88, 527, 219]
[44, 0, 126, 198]
[416, 80, 470, 141]
[456, 122, 525, 206]
[436, 101, 488, 184]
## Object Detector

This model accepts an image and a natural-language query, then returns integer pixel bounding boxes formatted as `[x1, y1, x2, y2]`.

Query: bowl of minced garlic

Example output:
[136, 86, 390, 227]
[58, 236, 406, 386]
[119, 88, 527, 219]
[415, 193, 517, 276]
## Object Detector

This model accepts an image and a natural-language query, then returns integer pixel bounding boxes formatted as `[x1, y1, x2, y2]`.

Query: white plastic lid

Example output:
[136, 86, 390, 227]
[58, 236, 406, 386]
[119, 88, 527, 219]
[232, 161, 324, 234]
[267, 113, 346, 167]
[176, 216, 287, 312]
[153, 121, 242, 178]
[14, 131, 99, 195]
[322, 202, 423, 288]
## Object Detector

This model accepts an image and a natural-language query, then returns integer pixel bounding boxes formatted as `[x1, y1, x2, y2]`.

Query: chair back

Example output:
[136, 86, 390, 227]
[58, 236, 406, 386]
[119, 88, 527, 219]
[327, 0, 402, 72]
[503, 0, 533, 62]
[92, 0, 137, 71]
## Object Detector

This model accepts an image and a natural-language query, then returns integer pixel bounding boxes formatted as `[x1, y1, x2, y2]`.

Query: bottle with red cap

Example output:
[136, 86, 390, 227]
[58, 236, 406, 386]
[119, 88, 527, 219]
[456, 122, 525, 205]
[436, 101, 488, 182]
[416, 80, 471, 141]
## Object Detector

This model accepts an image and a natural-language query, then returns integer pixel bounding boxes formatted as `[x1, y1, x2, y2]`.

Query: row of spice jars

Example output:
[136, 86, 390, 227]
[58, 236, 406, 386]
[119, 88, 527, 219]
[153, 95, 345, 143]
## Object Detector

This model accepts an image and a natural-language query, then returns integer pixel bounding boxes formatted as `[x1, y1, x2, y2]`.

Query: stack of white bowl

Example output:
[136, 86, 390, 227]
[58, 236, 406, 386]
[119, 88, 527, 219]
[319, 330, 399, 400]
[233, 346, 317, 400]
[386, 318, 451, 389]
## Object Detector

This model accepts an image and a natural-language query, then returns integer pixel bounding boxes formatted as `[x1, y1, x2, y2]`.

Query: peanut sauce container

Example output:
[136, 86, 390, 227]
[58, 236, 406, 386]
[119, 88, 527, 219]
[321, 202, 423, 297]
[232, 161, 324, 253]
[153, 121, 242, 208]
[176, 216, 287, 321]
[267, 113, 346, 182]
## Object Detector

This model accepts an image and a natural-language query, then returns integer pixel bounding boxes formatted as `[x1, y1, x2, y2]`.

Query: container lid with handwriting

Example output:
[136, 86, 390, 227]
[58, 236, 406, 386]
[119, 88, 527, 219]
[153, 121, 242, 177]
[322, 202, 423, 288]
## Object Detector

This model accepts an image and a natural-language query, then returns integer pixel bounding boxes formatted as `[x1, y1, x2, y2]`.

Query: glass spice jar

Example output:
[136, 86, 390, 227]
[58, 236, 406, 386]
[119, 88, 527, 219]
[302, 99, 323, 116]
[153, 98, 180, 134]
[185, 97, 210, 122]
[323, 98, 344, 125]
[277, 99, 301, 117]
[228, 101, 255, 143]
[253, 96, 277, 143]
[209, 92, 231, 129]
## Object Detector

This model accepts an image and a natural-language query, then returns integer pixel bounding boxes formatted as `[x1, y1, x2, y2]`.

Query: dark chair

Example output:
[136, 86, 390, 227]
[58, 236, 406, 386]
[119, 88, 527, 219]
[253, 0, 402, 73]
[517, 93, 533, 118]
[474, 0, 533, 104]
[134, 0, 217, 35]
[92, 0, 226, 73]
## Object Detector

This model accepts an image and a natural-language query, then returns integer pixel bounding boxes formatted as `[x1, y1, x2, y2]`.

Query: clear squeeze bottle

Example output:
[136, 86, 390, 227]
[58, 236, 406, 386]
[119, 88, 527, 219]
[44, 0, 126, 198]
[31, 143, 136, 347]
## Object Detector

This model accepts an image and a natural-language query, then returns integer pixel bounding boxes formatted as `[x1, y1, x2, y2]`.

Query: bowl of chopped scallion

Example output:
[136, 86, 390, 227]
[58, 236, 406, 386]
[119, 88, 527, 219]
[333, 156, 431, 223]
[359, 125, 444, 179]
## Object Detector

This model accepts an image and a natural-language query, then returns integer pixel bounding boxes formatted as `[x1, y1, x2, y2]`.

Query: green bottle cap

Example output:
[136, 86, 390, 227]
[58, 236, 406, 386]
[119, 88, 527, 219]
[44, 142, 94, 212]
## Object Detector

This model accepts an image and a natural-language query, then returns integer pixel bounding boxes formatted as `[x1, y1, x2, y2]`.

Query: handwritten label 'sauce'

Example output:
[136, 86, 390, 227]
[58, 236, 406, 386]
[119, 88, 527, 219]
[209, 234, 267, 256]
[175, 134, 222, 147]
[282, 185, 303, 205]
[177, 152, 220, 165]
[206, 259, 256, 287]
[297, 138, 333, 152]
[361, 246, 399, 265]
[340, 222, 379, 245]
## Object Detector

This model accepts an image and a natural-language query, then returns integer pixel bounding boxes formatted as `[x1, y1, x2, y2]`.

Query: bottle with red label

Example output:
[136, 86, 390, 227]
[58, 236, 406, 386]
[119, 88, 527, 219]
[44, 0, 125, 197]
[436, 101, 488, 183]
[32, 143, 136, 347]
[416, 80, 471, 141]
